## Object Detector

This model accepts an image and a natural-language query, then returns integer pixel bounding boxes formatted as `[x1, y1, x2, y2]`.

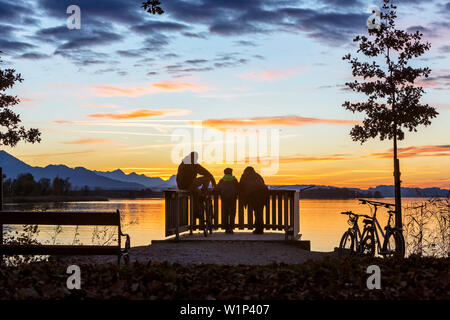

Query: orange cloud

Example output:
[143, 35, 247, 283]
[62, 139, 113, 145]
[152, 81, 207, 91]
[200, 115, 359, 129]
[371, 145, 450, 159]
[20, 98, 37, 102]
[88, 109, 190, 120]
[93, 85, 153, 97]
[93, 81, 208, 97]
[53, 120, 74, 124]
[239, 69, 299, 82]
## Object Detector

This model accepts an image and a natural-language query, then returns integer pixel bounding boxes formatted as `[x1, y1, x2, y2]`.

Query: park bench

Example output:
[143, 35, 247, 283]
[0, 209, 130, 265]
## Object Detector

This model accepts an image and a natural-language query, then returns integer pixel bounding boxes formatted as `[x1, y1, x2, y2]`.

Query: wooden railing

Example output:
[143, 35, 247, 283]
[165, 189, 300, 240]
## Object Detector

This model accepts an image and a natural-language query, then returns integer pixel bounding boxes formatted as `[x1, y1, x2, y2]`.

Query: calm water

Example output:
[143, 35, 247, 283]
[3, 198, 429, 252]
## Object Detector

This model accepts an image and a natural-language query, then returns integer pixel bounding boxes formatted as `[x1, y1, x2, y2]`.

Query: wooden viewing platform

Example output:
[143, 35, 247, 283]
[164, 188, 311, 250]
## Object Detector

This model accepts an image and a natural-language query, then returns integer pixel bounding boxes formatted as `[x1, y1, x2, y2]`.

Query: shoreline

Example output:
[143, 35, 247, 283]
[4, 195, 445, 204]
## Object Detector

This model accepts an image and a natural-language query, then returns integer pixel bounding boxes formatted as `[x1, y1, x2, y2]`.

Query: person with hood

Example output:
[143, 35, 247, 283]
[176, 152, 216, 218]
[215, 168, 239, 234]
[239, 166, 269, 234]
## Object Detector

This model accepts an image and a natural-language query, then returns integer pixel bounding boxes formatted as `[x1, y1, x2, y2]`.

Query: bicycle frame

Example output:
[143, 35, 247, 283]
[359, 199, 396, 255]
[344, 212, 370, 251]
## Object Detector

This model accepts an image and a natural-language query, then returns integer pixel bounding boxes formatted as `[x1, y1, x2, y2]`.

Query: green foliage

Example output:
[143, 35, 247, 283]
[0, 53, 41, 147]
[342, 0, 438, 143]
[0, 257, 448, 299]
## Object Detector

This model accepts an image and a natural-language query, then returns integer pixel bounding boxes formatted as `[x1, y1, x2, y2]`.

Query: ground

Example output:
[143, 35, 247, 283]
[56, 232, 333, 265]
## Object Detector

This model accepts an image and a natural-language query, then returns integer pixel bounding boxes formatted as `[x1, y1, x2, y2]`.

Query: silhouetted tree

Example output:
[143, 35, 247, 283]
[0, 53, 41, 147]
[142, 0, 164, 15]
[12, 173, 37, 196]
[52, 176, 71, 196]
[38, 178, 51, 196]
[342, 0, 438, 228]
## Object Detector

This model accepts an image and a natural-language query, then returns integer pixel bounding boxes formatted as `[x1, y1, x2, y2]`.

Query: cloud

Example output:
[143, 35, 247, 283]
[239, 69, 299, 82]
[200, 115, 359, 129]
[16, 52, 51, 60]
[277, 155, 357, 163]
[152, 81, 207, 91]
[371, 145, 450, 159]
[87, 109, 191, 120]
[93, 81, 208, 97]
[38, 0, 144, 25]
[235, 40, 258, 47]
[418, 70, 450, 89]
[93, 85, 155, 97]
[62, 139, 114, 145]
[0, 39, 35, 54]
[131, 21, 190, 34]
[0, 0, 39, 25]
[162, 0, 366, 44]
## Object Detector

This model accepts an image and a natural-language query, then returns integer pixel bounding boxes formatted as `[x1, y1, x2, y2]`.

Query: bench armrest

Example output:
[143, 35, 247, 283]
[119, 231, 130, 253]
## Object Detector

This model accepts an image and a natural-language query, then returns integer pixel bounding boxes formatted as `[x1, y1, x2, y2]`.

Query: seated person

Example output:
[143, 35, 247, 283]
[215, 168, 239, 234]
[176, 152, 216, 218]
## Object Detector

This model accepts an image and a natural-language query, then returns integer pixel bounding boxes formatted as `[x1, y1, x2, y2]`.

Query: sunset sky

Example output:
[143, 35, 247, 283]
[1, 0, 449, 188]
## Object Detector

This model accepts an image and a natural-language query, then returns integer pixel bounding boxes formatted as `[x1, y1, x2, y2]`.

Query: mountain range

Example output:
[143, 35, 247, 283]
[0, 150, 176, 191]
[0, 150, 447, 197]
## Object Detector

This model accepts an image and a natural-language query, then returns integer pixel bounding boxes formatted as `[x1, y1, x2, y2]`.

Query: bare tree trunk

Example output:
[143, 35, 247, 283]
[393, 134, 403, 229]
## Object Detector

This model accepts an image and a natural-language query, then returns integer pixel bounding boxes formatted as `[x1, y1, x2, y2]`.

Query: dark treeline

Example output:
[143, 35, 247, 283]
[2, 173, 161, 199]
[2, 173, 71, 197]
[299, 187, 383, 199]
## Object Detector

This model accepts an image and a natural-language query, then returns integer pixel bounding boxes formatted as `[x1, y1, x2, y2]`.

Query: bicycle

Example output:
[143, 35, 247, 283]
[358, 199, 405, 258]
[338, 211, 373, 256]
[197, 190, 214, 237]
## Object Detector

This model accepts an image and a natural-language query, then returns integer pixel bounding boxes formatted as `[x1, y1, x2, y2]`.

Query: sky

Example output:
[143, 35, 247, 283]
[0, 0, 449, 188]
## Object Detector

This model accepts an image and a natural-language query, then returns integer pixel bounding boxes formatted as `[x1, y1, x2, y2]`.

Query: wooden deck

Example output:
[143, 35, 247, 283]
[154, 230, 311, 250]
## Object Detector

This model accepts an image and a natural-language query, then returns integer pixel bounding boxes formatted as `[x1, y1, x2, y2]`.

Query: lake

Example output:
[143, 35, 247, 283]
[3, 197, 431, 252]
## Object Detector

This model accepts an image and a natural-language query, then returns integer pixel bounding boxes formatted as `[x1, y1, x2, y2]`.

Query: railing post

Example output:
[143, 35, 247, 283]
[175, 192, 180, 240]
[189, 192, 194, 234]
[284, 192, 289, 240]
[238, 197, 244, 229]
[293, 190, 300, 240]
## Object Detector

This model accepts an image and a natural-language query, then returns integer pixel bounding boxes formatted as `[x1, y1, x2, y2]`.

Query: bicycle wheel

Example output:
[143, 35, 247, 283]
[383, 229, 405, 258]
[338, 230, 355, 256]
[360, 228, 376, 257]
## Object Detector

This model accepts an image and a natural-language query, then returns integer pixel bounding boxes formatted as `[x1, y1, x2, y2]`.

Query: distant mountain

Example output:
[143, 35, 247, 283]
[368, 185, 449, 198]
[94, 169, 177, 190]
[0, 151, 144, 190]
[272, 184, 449, 198]
[0, 150, 177, 191]
[0, 151, 447, 196]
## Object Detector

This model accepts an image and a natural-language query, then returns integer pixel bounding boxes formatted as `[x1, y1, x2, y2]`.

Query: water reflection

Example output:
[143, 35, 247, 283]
[3, 198, 429, 252]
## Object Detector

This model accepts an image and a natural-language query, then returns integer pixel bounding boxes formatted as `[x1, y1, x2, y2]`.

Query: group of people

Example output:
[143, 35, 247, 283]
[176, 152, 269, 234]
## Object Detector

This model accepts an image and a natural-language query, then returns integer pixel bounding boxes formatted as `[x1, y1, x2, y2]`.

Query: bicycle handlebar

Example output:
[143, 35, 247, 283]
[358, 198, 395, 208]
[341, 211, 372, 219]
